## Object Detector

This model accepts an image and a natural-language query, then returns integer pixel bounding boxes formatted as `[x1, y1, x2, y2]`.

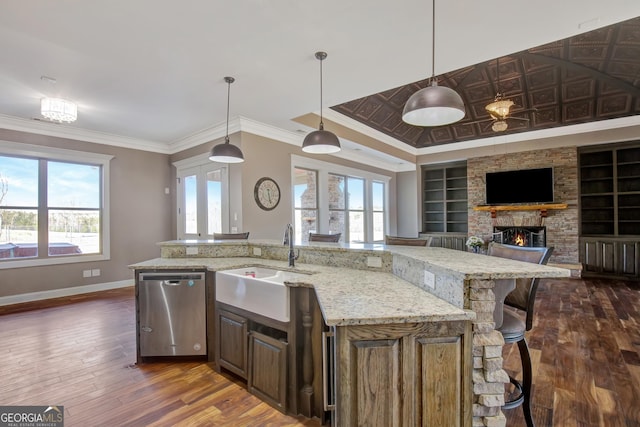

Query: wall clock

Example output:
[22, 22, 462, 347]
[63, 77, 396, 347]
[254, 177, 280, 211]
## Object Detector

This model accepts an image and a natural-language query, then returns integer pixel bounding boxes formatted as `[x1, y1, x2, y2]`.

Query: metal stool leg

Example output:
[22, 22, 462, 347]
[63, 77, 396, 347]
[517, 337, 534, 427]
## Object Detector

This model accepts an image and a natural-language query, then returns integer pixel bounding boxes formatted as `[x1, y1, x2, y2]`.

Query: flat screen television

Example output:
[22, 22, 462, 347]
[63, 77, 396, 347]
[485, 167, 554, 205]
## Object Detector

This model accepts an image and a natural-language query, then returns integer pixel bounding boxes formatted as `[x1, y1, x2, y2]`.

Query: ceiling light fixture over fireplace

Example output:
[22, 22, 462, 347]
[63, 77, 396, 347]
[402, 0, 465, 127]
[40, 97, 77, 123]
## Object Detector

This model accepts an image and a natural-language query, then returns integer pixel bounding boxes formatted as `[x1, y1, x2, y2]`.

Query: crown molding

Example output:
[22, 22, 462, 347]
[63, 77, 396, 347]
[0, 112, 417, 172]
[0, 113, 170, 154]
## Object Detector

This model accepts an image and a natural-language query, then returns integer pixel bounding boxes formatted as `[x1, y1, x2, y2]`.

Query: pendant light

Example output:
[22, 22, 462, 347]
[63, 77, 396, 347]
[402, 0, 465, 127]
[209, 76, 244, 163]
[302, 51, 341, 154]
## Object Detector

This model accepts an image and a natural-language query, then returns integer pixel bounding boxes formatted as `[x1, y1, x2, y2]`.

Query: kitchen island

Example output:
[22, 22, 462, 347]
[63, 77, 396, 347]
[131, 240, 570, 427]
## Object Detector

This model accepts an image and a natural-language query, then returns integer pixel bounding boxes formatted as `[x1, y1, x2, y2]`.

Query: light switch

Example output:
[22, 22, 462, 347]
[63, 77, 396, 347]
[253, 247, 262, 256]
[91, 269, 101, 277]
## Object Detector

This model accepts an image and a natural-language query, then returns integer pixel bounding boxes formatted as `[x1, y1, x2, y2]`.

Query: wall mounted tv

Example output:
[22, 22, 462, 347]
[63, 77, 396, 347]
[485, 167, 554, 205]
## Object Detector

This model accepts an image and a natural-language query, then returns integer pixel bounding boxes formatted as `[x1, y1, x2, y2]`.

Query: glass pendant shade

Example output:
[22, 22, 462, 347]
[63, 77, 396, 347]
[41, 97, 77, 122]
[402, 80, 466, 126]
[485, 98, 514, 120]
[209, 76, 244, 163]
[491, 120, 509, 132]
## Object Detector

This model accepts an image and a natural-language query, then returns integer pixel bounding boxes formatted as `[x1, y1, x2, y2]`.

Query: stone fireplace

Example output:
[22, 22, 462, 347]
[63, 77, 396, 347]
[492, 226, 546, 247]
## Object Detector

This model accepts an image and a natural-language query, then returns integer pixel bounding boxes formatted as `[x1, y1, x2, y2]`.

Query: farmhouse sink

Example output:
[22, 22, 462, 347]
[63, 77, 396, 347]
[215, 267, 309, 322]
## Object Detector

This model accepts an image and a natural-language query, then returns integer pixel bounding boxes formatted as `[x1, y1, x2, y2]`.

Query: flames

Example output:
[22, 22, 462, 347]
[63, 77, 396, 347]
[514, 233, 526, 246]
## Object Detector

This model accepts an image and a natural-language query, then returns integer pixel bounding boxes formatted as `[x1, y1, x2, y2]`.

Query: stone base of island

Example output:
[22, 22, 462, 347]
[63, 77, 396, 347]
[130, 239, 570, 427]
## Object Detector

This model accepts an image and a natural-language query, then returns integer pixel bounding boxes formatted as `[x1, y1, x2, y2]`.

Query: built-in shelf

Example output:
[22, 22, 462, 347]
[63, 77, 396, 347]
[474, 203, 568, 218]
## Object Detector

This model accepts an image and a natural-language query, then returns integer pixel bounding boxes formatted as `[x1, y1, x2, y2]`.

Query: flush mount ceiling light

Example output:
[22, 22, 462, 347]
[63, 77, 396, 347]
[402, 0, 465, 127]
[40, 97, 77, 123]
[209, 76, 244, 163]
[302, 51, 341, 154]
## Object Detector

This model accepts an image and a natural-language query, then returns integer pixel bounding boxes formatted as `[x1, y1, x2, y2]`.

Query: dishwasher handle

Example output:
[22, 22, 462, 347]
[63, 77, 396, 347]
[162, 280, 183, 286]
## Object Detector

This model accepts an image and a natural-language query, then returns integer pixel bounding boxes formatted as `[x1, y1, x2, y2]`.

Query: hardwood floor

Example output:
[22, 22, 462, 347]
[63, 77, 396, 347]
[502, 277, 640, 427]
[0, 288, 319, 427]
[0, 277, 638, 426]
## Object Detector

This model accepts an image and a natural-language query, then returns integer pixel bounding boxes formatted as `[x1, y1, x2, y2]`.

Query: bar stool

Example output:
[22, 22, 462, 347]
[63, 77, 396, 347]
[309, 232, 341, 242]
[384, 235, 431, 246]
[486, 242, 554, 427]
[213, 232, 249, 239]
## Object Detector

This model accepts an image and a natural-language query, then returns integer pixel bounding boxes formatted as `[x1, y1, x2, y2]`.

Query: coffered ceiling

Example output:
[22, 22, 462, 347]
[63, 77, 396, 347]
[332, 16, 640, 149]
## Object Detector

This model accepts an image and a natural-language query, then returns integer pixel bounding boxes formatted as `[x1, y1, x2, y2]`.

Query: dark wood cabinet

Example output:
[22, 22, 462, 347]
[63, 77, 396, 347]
[216, 309, 248, 378]
[579, 142, 640, 279]
[248, 331, 288, 411]
[422, 163, 468, 234]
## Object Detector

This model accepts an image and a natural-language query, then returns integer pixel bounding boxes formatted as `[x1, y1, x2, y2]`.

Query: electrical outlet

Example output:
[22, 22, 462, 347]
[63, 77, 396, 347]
[423, 270, 435, 289]
[231, 226, 238, 233]
[83, 270, 91, 278]
[92, 269, 101, 277]
[186, 246, 198, 255]
[253, 247, 262, 256]
[367, 256, 382, 268]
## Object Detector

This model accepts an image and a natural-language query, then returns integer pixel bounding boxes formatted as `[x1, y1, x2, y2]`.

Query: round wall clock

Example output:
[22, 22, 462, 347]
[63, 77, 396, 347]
[254, 177, 281, 211]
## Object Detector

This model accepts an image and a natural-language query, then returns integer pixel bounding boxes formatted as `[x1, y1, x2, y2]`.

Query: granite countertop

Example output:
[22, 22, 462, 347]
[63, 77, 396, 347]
[387, 246, 571, 279]
[129, 257, 474, 327]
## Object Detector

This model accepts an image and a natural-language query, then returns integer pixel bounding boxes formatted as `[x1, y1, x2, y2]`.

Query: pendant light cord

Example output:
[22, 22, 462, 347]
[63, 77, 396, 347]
[225, 78, 231, 143]
[319, 54, 324, 130]
[429, 0, 438, 83]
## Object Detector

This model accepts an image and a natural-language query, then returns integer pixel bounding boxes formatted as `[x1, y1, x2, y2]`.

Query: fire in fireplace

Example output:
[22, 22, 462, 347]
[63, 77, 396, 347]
[492, 226, 546, 247]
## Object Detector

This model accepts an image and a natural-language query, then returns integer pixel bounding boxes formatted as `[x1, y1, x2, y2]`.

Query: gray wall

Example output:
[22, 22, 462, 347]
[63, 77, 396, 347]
[0, 129, 173, 298]
[395, 170, 419, 237]
[171, 132, 398, 241]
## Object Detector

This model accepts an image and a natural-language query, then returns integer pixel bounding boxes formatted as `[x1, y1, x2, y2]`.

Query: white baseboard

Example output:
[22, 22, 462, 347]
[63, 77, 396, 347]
[0, 279, 134, 306]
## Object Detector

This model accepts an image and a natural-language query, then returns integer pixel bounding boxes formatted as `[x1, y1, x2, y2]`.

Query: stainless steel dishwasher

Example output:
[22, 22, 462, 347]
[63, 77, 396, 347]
[138, 271, 206, 357]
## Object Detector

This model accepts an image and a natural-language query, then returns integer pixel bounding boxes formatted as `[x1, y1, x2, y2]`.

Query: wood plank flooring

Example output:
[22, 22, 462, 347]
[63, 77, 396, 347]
[502, 277, 640, 427]
[0, 277, 638, 426]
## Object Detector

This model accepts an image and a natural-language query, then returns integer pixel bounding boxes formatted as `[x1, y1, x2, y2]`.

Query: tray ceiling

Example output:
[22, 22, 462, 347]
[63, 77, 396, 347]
[332, 16, 640, 149]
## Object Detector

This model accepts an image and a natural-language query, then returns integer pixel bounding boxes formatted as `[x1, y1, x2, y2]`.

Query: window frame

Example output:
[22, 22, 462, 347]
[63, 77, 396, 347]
[291, 155, 390, 243]
[0, 140, 112, 269]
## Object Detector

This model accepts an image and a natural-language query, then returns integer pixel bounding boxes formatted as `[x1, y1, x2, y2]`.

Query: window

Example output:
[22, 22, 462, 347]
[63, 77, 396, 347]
[0, 141, 112, 268]
[175, 155, 229, 239]
[293, 168, 318, 243]
[292, 155, 390, 243]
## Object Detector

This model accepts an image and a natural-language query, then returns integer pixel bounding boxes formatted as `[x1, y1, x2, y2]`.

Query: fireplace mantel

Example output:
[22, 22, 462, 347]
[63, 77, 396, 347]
[474, 203, 568, 218]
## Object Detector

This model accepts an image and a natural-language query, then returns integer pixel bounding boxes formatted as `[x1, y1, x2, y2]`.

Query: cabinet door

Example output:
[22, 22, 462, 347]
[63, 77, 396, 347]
[216, 309, 248, 378]
[248, 331, 288, 411]
[335, 321, 470, 427]
[617, 241, 639, 277]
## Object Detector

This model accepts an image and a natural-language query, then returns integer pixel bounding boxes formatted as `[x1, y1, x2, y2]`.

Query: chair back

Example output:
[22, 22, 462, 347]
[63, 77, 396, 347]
[213, 232, 250, 240]
[384, 235, 431, 247]
[486, 242, 553, 330]
[309, 232, 341, 242]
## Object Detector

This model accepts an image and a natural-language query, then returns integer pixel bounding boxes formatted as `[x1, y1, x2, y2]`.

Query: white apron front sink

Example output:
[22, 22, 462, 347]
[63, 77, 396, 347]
[215, 267, 309, 322]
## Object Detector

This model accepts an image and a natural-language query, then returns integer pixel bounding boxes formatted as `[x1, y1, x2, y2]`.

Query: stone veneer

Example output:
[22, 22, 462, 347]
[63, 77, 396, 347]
[467, 146, 579, 264]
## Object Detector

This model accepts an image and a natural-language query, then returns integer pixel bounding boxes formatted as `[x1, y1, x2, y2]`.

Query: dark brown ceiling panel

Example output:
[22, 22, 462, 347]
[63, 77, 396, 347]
[332, 16, 640, 149]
